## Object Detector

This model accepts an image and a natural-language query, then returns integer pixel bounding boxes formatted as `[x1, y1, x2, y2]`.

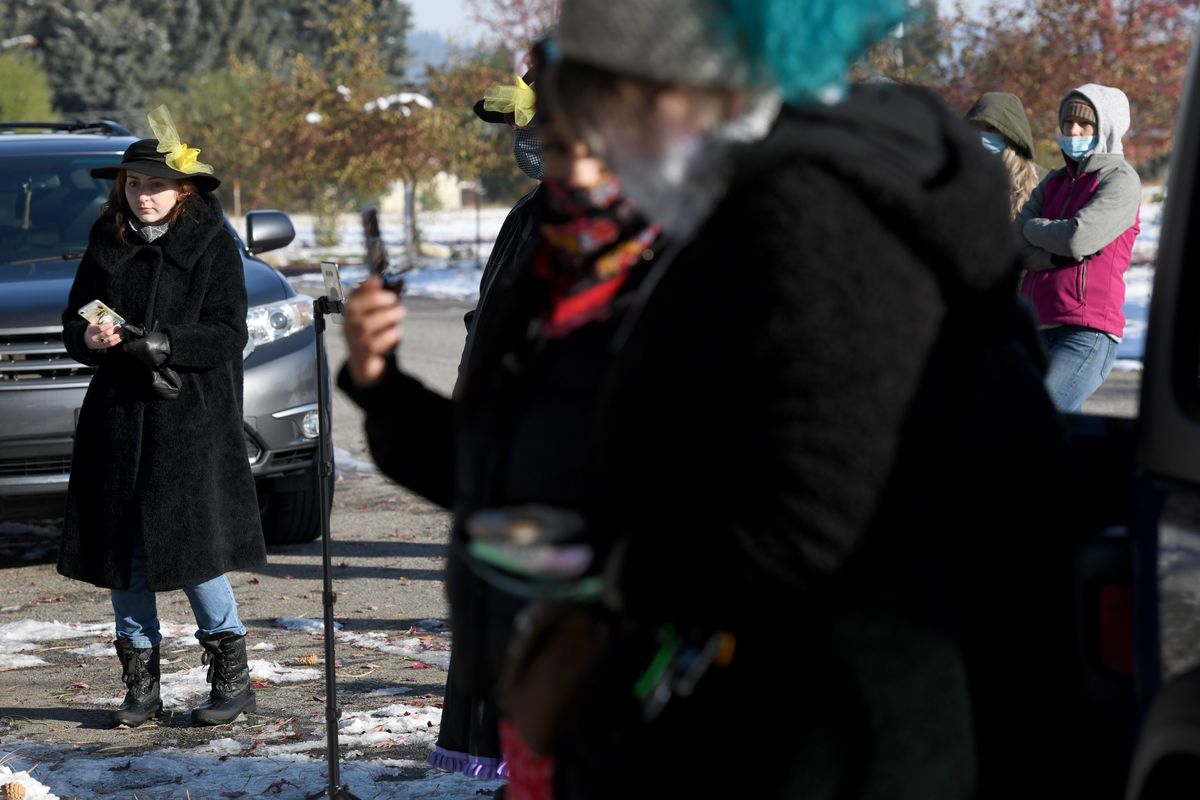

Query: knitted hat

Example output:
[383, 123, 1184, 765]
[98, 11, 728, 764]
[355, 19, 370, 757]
[557, 0, 907, 102]
[1060, 95, 1097, 127]
[965, 92, 1035, 159]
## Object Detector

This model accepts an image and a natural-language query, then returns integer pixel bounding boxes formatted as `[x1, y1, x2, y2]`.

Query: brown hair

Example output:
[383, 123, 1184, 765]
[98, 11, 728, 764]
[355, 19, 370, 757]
[1000, 147, 1039, 220]
[104, 172, 199, 241]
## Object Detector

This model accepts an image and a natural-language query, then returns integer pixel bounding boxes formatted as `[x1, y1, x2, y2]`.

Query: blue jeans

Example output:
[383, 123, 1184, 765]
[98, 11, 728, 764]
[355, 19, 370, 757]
[111, 541, 245, 649]
[1042, 326, 1118, 413]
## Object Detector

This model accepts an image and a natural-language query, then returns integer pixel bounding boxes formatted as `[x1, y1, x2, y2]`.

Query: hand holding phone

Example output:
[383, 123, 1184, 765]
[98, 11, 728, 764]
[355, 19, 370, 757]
[78, 299, 125, 327]
[79, 299, 125, 350]
[342, 274, 405, 388]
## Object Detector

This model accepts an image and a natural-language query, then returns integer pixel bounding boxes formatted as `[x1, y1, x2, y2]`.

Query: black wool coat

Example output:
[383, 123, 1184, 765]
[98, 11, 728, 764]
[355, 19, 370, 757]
[58, 192, 265, 591]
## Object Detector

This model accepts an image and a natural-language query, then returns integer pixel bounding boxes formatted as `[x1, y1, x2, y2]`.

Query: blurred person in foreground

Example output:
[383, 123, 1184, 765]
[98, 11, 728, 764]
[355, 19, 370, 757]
[471, 0, 1090, 797]
[1017, 84, 1141, 412]
[59, 106, 262, 728]
[965, 91, 1043, 220]
[339, 44, 662, 794]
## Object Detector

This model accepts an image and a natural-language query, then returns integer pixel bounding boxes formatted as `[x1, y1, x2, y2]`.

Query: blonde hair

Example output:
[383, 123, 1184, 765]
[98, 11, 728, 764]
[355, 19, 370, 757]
[1000, 147, 1039, 220]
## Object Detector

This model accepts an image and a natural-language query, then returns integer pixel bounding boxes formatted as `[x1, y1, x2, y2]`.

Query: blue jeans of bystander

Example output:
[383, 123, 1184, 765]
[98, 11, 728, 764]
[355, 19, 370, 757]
[1042, 325, 1119, 413]
[110, 540, 246, 649]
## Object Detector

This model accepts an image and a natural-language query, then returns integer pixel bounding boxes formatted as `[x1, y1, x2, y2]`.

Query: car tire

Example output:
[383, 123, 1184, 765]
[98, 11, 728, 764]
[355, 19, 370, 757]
[257, 463, 333, 545]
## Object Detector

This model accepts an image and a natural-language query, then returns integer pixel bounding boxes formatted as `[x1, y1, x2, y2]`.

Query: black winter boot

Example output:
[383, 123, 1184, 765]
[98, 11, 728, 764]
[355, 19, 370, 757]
[113, 637, 162, 727]
[192, 632, 256, 726]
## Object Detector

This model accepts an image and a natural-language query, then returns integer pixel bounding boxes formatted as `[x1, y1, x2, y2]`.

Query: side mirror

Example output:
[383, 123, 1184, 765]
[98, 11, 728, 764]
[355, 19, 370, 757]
[245, 210, 295, 255]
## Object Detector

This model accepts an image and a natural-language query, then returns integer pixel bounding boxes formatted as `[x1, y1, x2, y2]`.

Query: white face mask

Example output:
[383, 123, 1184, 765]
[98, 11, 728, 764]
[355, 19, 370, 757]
[602, 131, 727, 241]
[591, 93, 779, 241]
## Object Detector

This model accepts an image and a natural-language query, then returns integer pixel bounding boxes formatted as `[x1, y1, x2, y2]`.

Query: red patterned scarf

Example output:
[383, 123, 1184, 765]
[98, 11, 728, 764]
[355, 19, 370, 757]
[532, 174, 660, 340]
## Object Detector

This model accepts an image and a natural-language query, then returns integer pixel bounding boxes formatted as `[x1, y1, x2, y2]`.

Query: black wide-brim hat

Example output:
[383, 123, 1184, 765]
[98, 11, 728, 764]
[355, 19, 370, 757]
[91, 138, 221, 192]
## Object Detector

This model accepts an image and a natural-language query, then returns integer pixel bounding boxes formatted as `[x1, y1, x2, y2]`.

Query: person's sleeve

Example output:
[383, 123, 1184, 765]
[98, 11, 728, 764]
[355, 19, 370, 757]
[161, 233, 248, 369]
[1022, 165, 1141, 261]
[337, 357, 456, 509]
[61, 250, 107, 366]
[1014, 177, 1055, 271]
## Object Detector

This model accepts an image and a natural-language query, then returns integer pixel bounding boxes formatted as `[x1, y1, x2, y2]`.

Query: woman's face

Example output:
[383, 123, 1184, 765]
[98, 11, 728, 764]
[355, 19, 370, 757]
[125, 171, 181, 224]
[1061, 117, 1096, 138]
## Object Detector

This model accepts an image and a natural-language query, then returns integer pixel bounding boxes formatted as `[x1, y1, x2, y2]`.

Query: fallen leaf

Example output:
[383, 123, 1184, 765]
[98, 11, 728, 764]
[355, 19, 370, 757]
[108, 761, 132, 772]
[409, 662, 428, 670]
[246, 578, 260, 585]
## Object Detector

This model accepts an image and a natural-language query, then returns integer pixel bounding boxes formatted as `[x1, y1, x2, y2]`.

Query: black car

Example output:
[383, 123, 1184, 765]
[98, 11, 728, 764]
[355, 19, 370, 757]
[0, 120, 327, 544]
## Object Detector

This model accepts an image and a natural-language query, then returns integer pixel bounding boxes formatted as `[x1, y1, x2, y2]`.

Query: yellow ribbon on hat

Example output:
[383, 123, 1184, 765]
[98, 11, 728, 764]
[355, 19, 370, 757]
[147, 105, 215, 176]
[483, 74, 536, 127]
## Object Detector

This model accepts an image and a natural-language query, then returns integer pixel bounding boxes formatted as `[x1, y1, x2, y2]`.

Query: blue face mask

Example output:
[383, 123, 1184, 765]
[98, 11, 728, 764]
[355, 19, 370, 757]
[980, 132, 1006, 155]
[1059, 134, 1098, 161]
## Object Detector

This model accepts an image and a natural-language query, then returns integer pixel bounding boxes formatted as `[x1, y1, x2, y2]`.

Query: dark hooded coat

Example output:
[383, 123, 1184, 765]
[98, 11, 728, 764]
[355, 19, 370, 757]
[58, 192, 265, 591]
[965, 91, 1037, 159]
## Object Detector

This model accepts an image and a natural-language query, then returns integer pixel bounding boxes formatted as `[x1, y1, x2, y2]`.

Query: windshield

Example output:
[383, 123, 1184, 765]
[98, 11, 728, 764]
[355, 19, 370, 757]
[0, 154, 117, 264]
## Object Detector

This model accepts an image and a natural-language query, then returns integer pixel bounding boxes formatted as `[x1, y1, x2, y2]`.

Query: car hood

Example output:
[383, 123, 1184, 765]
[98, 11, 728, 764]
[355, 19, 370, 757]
[0, 255, 291, 330]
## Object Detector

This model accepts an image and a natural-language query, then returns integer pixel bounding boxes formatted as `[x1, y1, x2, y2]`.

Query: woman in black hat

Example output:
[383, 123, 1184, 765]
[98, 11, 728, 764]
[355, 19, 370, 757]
[58, 105, 264, 729]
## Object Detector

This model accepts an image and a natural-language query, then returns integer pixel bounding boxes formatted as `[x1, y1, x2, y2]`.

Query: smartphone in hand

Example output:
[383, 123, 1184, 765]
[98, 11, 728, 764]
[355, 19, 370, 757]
[78, 299, 125, 327]
[361, 205, 405, 294]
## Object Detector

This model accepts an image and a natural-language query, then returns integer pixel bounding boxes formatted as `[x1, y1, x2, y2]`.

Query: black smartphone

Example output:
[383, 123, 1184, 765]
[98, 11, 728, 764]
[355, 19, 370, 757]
[361, 205, 405, 294]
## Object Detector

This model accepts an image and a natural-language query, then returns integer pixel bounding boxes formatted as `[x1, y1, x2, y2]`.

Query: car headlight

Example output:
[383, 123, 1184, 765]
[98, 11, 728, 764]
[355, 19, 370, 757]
[244, 296, 313, 358]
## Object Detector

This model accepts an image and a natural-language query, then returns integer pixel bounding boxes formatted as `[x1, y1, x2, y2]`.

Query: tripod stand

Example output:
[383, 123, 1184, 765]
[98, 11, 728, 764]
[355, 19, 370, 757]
[305, 292, 361, 800]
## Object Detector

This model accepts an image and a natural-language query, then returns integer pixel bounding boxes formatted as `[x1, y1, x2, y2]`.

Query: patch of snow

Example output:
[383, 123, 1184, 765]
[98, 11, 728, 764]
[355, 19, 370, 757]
[276, 617, 340, 634]
[0, 765, 59, 800]
[0, 654, 47, 670]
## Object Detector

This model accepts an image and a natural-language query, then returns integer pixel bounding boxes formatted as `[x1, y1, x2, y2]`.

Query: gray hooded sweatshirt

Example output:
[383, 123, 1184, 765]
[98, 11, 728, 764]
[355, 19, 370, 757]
[1016, 82, 1142, 268]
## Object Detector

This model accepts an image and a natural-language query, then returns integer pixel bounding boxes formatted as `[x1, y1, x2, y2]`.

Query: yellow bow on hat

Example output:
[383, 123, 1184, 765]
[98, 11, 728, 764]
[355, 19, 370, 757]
[483, 74, 536, 127]
[147, 105, 215, 176]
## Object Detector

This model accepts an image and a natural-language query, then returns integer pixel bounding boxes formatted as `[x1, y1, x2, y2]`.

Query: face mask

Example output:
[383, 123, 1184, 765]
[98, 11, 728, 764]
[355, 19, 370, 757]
[1059, 134, 1098, 161]
[603, 131, 727, 242]
[512, 129, 544, 181]
[980, 132, 1006, 155]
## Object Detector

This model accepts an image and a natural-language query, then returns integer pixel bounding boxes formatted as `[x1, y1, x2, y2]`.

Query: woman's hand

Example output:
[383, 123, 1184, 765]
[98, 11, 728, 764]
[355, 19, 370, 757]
[343, 276, 405, 388]
[85, 322, 123, 350]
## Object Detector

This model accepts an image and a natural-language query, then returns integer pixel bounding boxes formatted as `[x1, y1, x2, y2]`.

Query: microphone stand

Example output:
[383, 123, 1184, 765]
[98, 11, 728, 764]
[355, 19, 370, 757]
[305, 291, 361, 800]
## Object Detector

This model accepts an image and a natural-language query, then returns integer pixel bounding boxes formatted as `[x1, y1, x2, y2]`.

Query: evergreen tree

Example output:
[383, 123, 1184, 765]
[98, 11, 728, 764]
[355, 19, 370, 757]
[34, 1, 174, 119]
[2, 0, 410, 124]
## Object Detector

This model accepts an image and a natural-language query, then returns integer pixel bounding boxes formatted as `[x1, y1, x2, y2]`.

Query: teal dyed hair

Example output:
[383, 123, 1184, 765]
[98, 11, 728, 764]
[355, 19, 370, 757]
[712, 0, 909, 102]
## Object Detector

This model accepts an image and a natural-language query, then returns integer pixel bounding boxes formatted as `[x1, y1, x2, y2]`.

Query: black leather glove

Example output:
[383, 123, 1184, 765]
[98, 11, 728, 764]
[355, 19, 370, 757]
[123, 331, 171, 368]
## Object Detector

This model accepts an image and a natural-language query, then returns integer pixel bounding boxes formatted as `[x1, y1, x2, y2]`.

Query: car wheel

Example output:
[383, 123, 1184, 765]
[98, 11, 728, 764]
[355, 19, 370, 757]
[257, 463, 333, 545]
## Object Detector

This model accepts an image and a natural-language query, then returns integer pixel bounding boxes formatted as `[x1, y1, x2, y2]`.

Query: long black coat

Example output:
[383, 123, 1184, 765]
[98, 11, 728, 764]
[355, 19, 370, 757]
[58, 192, 265, 591]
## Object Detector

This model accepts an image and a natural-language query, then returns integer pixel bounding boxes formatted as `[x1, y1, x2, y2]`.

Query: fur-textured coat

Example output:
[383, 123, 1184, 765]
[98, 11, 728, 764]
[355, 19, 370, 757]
[58, 192, 265, 591]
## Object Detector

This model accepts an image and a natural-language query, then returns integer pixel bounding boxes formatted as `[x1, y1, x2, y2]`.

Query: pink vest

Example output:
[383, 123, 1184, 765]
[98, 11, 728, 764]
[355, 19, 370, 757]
[1020, 170, 1140, 338]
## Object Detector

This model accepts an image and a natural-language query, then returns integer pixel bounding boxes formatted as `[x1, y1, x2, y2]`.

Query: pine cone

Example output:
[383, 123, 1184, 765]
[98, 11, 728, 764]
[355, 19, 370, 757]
[4, 780, 27, 800]
[296, 653, 319, 666]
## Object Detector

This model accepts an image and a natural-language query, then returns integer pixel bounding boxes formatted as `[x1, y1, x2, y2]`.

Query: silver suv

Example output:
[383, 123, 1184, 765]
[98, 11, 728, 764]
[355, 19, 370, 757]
[0, 121, 327, 544]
